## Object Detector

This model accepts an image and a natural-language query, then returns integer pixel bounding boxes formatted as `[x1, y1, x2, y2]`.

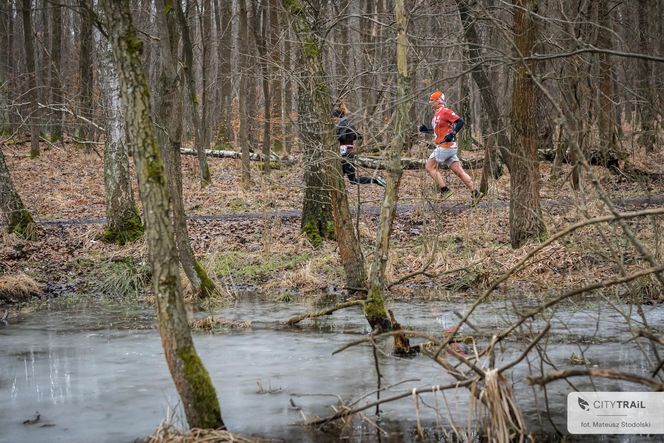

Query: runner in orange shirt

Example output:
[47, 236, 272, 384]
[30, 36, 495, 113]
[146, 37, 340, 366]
[420, 90, 482, 204]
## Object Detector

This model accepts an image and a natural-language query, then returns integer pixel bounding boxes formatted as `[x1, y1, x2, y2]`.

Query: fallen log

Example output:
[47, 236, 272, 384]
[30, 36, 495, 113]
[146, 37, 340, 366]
[180, 147, 484, 170]
[180, 147, 285, 163]
[355, 155, 482, 171]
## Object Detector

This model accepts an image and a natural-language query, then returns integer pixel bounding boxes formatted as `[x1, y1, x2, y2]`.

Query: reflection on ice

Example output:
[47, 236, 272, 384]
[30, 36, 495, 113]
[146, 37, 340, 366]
[0, 298, 660, 442]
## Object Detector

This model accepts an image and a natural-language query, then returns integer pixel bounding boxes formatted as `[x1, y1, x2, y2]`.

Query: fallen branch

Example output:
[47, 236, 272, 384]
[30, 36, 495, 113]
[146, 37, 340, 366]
[388, 258, 486, 289]
[286, 300, 364, 326]
[355, 155, 482, 171]
[180, 147, 285, 163]
[528, 368, 664, 391]
[632, 328, 664, 346]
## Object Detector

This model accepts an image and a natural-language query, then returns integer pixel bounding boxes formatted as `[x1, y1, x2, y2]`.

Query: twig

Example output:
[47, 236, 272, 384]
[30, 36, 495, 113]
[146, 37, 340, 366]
[286, 300, 364, 326]
[497, 324, 551, 374]
[528, 368, 664, 391]
[632, 328, 664, 346]
[370, 337, 382, 417]
[37, 102, 106, 133]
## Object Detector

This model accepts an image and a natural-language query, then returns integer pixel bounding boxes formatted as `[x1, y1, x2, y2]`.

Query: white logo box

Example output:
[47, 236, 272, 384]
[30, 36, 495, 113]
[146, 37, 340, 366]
[568, 392, 664, 434]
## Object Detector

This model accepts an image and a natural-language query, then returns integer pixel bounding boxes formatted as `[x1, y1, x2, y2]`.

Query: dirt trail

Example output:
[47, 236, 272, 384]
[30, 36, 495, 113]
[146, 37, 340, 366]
[36, 194, 664, 226]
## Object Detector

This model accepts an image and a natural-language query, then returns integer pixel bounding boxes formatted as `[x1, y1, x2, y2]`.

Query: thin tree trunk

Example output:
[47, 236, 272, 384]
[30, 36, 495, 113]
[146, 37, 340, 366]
[77, 0, 93, 142]
[175, 0, 211, 186]
[456, 0, 509, 177]
[101, 0, 224, 429]
[250, 0, 271, 174]
[1, 4, 10, 134]
[21, 0, 39, 158]
[238, 0, 251, 189]
[214, 0, 233, 148]
[49, 1, 63, 141]
[509, 0, 546, 249]
[366, 0, 413, 334]
[637, 0, 656, 153]
[269, 0, 282, 154]
[155, 0, 218, 298]
[98, 33, 142, 245]
[282, 9, 294, 153]
[596, 0, 623, 168]
[201, 0, 212, 149]
[0, 149, 37, 239]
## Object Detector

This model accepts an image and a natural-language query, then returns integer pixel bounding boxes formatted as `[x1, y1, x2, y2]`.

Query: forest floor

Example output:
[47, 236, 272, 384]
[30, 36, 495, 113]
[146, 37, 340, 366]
[2, 140, 664, 307]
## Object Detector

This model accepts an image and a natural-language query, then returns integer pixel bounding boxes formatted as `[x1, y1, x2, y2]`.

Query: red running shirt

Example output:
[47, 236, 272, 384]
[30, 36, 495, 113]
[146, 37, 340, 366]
[431, 106, 460, 145]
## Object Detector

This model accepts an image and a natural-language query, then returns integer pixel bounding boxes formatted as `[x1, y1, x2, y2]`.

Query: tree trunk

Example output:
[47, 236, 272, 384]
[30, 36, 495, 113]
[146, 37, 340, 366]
[0, 149, 37, 240]
[509, 0, 546, 249]
[250, 0, 271, 174]
[456, 0, 509, 178]
[155, 0, 218, 299]
[596, 0, 623, 168]
[21, 0, 39, 158]
[77, 0, 93, 142]
[214, 0, 233, 148]
[284, 0, 368, 293]
[282, 9, 294, 153]
[299, 77, 334, 248]
[637, 0, 656, 153]
[201, 0, 212, 149]
[49, 1, 63, 141]
[238, 0, 251, 189]
[176, 0, 211, 186]
[0, 5, 10, 135]
[269, 0, 282, 154]
[101, 0, 224, 430]
[98, 33, 143, 245]
[366, 0, 413, 334]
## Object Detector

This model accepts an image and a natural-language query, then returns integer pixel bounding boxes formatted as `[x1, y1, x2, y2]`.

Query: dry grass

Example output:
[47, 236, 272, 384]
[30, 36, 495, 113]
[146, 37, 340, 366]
[144, 422, 260, 443]
[190, 316, 252, 331]
[0, 272, 41, 302]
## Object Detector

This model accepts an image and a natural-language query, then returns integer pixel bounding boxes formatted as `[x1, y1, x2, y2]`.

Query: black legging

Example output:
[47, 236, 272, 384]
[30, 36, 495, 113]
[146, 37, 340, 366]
[342, 153, 380, 185]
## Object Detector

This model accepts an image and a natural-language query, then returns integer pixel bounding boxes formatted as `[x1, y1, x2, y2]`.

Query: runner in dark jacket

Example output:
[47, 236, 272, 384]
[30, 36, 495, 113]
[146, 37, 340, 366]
[333, 105, 385, 187]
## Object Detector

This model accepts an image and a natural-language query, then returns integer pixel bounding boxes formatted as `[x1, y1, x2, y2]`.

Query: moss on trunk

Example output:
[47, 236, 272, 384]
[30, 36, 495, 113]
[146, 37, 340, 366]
[101, 211, 144, 245]
[363, 288, 392, 333]
[177, 346, 225, 429]
[195, 260, 218, 299]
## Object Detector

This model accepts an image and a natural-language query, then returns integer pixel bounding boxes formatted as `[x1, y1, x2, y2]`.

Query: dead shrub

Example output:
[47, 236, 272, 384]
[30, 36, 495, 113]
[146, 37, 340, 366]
[0, 272, 41, 302]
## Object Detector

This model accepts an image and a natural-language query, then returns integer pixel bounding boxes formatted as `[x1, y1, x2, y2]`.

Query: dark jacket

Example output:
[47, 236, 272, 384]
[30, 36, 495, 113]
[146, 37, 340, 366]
[337, 117, 362, 146]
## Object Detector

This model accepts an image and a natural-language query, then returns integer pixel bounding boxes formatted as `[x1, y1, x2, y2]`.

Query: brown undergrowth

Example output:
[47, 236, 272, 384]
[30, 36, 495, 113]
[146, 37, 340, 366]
[2, 141, 663, 304]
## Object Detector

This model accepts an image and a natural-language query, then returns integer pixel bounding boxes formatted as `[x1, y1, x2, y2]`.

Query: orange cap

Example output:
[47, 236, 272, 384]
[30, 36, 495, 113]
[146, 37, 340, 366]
[429, 90, 446, 105]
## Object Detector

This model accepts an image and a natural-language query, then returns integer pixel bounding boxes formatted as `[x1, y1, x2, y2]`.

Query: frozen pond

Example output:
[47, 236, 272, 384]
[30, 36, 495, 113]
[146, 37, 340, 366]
[0, 297, 661, 442]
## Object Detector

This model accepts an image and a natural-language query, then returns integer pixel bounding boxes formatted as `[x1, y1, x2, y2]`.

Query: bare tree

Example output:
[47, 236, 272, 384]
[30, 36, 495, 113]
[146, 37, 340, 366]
[366, 0, 412, 333]
[101, 0, 224, 429]
[49, 0, 63, 141]
[238, 0, 251, 189]
[175, 0, 211, 186]
[77, 0, 94, 142]
[509, 0, 546, 248]
[250, 0, 272, 174]
[21, 0, 39, 158]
